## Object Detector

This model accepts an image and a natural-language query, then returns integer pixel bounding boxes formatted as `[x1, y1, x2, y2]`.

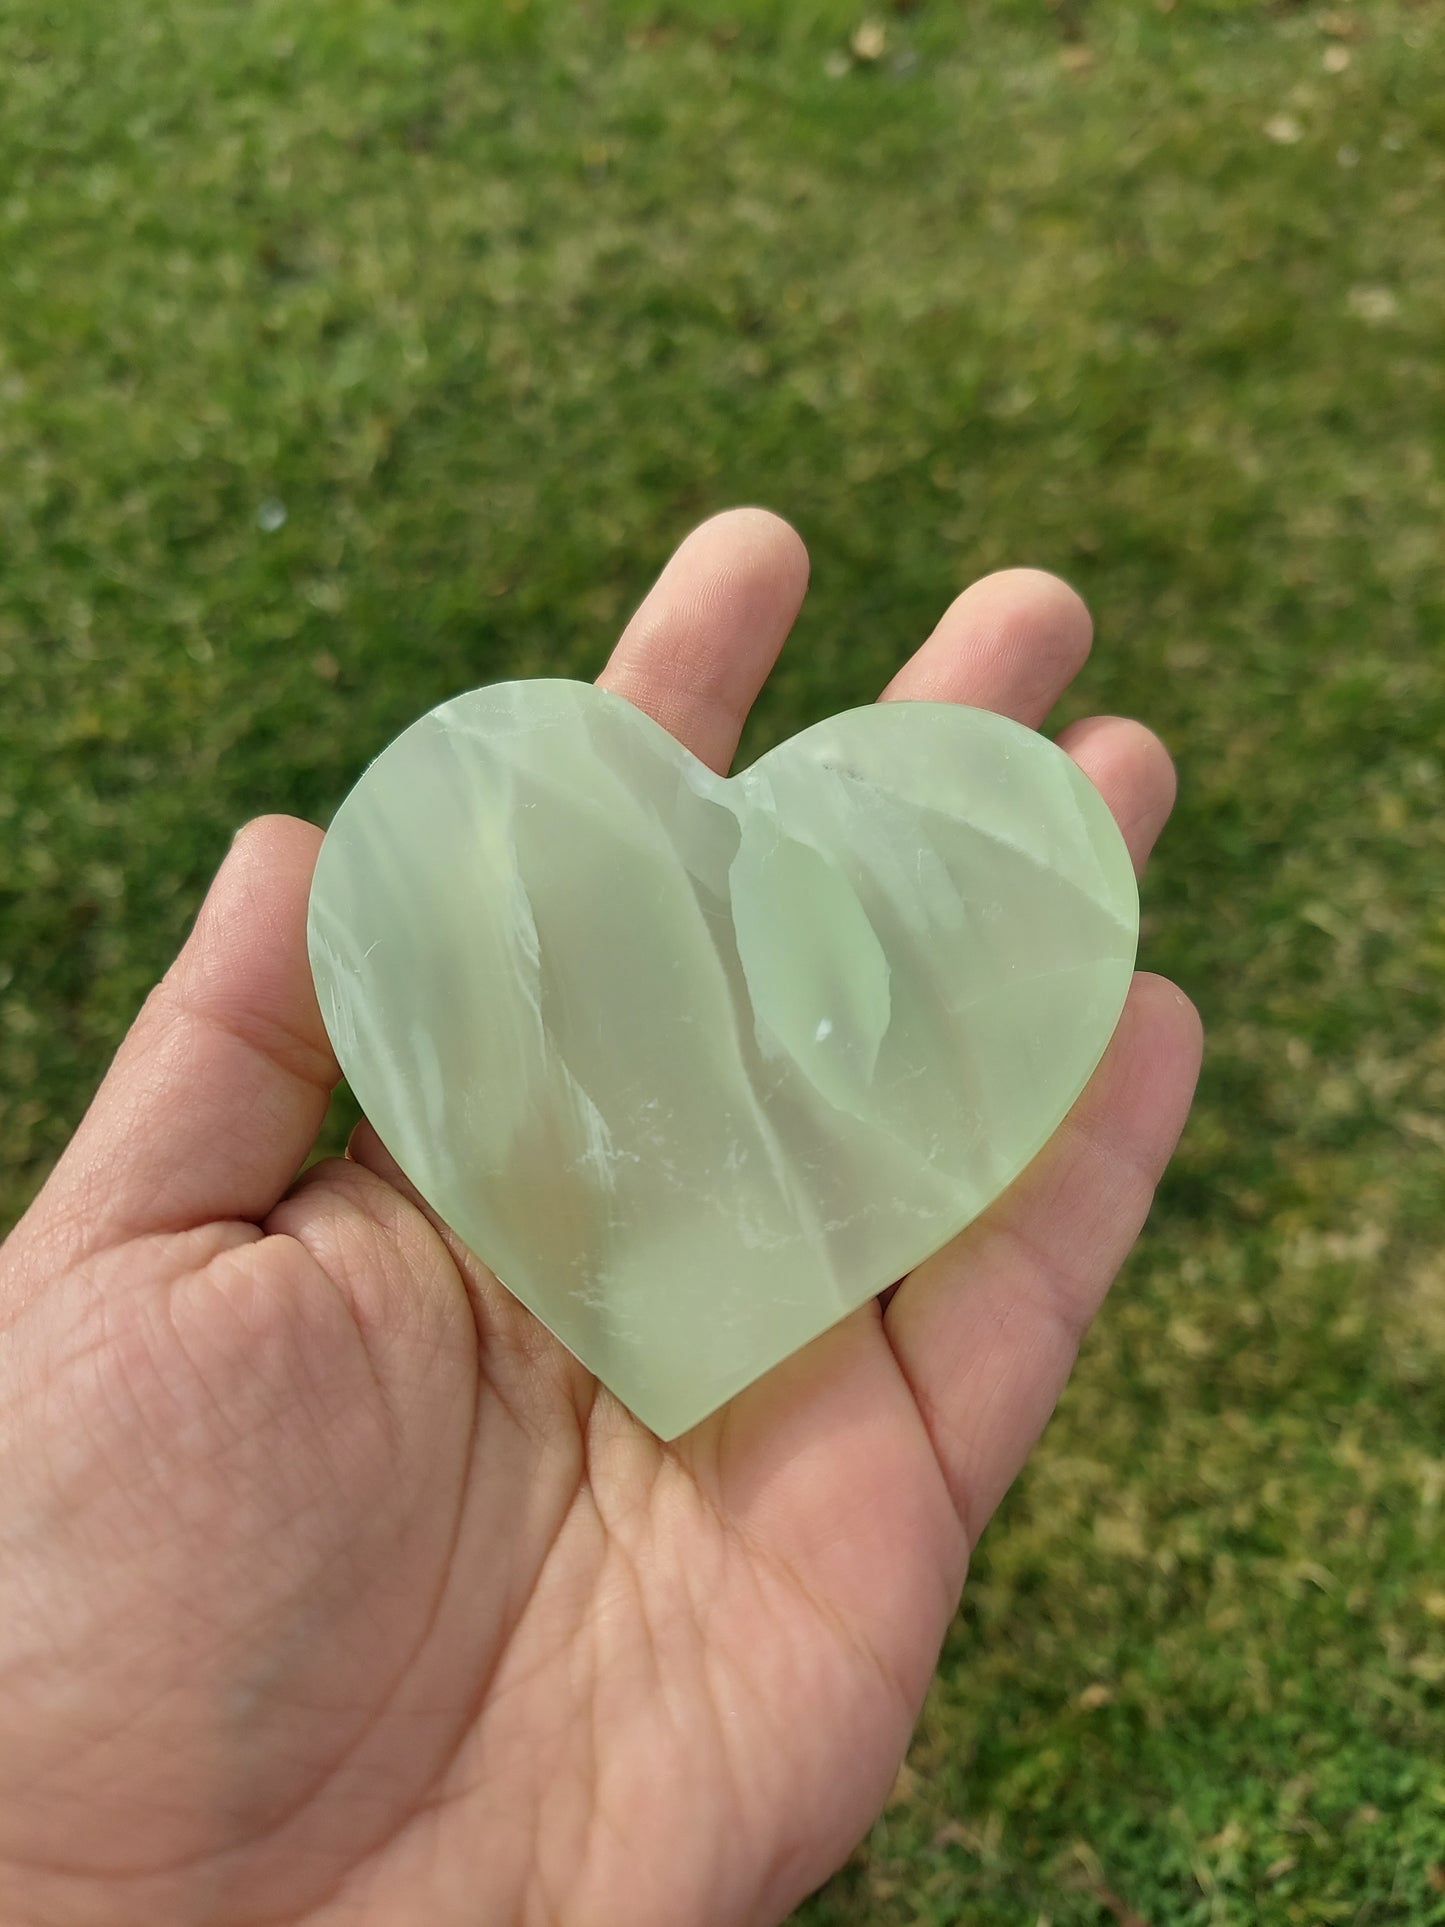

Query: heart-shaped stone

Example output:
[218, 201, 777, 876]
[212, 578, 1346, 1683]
[308, 682, 1138, 1438]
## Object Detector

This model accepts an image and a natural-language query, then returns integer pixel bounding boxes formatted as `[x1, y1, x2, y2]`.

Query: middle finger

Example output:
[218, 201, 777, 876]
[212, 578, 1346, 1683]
[885, 566, 1176, 873]
[881, 566, 1095, 723]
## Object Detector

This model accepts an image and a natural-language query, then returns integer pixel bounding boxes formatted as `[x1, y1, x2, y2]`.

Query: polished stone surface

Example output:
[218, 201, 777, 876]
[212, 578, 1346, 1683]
[308, 682, 1138, 1438]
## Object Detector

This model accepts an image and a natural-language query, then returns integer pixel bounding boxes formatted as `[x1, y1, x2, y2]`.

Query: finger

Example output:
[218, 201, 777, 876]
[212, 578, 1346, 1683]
[881, 568, 1093, 725]
[19, 817, 339, 1268]
[1055, 715, 1178, 876]
[883, 972, 1203, 1547]
[598, 507, 810, 772]
[345, 1116, 465, 1255]
[344, 1116, 601, 1405]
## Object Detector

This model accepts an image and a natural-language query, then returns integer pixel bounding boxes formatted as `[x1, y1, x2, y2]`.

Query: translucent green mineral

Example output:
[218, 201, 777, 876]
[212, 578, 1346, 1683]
[307, 682, 1138, 1438]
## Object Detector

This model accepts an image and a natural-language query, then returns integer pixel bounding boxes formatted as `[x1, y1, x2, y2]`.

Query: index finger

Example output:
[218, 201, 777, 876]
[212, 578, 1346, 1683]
[597, 507, 810, 772]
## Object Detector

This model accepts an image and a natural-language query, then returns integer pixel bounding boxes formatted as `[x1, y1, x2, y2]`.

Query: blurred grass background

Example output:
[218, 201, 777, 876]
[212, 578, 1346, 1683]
[1, 0, 1442, 1920]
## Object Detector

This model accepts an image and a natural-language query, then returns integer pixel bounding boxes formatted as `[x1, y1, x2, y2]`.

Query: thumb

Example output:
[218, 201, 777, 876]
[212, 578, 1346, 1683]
[16, 816, 339, 1269]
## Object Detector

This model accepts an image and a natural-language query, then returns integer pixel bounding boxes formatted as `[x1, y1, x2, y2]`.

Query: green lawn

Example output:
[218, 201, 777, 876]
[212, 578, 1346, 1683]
[2, 1, 1443, 1920]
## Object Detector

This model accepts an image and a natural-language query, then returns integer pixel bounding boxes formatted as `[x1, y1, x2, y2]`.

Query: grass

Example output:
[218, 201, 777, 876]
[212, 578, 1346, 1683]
[2, 0, 1443, 1919]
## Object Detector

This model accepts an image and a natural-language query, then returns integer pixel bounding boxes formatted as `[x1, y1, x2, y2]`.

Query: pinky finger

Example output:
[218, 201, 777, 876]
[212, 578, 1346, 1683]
[883, 972, 1203, 1548]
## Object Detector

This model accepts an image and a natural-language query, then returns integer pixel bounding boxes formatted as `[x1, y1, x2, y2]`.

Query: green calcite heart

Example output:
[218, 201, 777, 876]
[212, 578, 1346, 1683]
[308, 682, 1138, 1438]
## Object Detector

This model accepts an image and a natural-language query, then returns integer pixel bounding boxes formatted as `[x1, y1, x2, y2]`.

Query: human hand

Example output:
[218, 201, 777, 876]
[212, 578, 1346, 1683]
[0, 510, 1201, 1927]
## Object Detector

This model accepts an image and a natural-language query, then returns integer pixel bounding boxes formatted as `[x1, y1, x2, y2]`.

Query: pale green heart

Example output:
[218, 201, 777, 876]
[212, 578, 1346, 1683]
[307, 681, 1139, 1439]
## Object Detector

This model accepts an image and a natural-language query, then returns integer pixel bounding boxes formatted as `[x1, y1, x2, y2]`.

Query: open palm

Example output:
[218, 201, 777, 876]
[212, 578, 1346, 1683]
[0, 512, 1200, 1927]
